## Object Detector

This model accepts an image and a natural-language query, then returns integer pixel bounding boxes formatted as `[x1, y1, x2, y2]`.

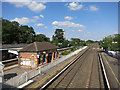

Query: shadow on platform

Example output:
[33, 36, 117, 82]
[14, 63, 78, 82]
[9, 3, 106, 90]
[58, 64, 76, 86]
[1, 83, 19, 90]
[4, 73, 17, 81]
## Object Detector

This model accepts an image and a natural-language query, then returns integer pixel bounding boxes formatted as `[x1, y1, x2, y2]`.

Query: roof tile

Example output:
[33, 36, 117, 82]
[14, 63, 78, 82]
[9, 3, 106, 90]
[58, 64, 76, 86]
[19, 42, 59, 52]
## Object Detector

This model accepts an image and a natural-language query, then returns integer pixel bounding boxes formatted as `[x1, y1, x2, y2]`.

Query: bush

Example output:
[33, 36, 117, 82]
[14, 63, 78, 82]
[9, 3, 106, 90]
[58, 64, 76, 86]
[71, 48, 76, 52]
[61, 51, 70, 55]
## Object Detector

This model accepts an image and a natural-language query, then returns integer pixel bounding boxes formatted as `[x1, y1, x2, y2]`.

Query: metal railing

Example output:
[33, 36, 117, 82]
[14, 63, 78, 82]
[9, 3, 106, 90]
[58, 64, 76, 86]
[4, 46, 87, 87]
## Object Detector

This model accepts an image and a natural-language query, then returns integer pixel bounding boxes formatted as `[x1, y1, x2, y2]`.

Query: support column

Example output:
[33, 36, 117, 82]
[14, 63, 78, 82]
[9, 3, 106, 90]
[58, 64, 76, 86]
[58, 51, 60, 58]
[41, 54, 43, 65]
[53, 52, 54, 60]
[18, 53, 19, 67]
[51, 52, 54, 62]
[55, 52, 57, 59]
[59, 52, 61, 58]
[46, 54, 48, 64]
[37, 54, 39, 67]
[18, 54, 21, 68]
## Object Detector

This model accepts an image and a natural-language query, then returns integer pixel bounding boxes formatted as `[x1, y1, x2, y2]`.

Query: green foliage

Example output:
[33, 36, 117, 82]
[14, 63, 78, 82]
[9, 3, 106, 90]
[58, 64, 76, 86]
[70, 38, 81, 46]
[86, 40, 94, 44]
[61, 51, 70, 55]
[71, 48, 77, 52]
[70, 38, 86, 47]
[61, 40, 70, 47]
[2, 19, 17, 44]
[36, 34, 50, 42]
[2, 18, 88, 48]
[52, 29, 65, 47]
[2, 19, 50, 44]
[62, 47, 78, 55]
[52, 29, 87, 48]
[99, 34, 120, 51]
[18, 25, 36, 43]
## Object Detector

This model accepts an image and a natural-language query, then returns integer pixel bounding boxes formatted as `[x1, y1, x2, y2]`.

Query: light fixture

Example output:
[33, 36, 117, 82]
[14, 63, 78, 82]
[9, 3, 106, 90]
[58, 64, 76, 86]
[43, 51, 46, 54]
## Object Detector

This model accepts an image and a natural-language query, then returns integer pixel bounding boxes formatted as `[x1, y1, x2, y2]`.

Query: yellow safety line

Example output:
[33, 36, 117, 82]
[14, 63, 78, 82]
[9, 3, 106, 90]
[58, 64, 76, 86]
[4, 64, 18, 70]
[29, 49, 86, 89]
[103, 54, 120, 87]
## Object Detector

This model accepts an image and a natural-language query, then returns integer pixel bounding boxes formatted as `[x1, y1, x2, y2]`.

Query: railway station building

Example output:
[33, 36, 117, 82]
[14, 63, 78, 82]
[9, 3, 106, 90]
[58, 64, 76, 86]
[18, 42, 59, 69]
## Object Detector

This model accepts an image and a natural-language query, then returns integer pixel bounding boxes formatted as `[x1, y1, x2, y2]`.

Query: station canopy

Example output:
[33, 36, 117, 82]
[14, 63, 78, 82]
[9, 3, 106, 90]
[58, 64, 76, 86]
[19, 42, 59, 52]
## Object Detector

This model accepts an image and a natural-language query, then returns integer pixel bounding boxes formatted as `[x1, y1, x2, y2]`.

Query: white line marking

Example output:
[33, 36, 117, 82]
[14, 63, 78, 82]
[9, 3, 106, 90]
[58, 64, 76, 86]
[99, 53, 110, 89]
[18, 80, 34, 88]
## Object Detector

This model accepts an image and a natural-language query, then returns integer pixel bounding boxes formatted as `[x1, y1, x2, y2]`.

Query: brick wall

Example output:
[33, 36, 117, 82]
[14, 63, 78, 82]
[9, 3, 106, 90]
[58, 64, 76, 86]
[19, 52, 38, 69]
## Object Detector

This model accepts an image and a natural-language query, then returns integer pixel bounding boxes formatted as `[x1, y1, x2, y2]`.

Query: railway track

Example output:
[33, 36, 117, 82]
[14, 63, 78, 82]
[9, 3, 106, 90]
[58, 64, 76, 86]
[2, 58, 18, 67]
[39, 44, 109, 89]
[47, 47, 90, 88]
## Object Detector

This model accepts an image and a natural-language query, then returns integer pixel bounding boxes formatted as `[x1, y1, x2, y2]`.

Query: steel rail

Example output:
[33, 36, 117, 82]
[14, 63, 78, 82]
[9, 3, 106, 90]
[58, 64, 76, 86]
[98, 53, 110, 90]
[40, 47, 89, 90]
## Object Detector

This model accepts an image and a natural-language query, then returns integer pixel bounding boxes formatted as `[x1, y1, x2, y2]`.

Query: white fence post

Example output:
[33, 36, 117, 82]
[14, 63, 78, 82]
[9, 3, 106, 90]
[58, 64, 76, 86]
[39, 67, 41, 74]
[25, 72, 28, 82]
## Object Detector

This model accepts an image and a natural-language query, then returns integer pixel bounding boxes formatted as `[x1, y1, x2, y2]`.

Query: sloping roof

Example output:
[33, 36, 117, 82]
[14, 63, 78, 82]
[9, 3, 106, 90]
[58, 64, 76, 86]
[19, 42, 59, 52]
[2, 44, 28, 49]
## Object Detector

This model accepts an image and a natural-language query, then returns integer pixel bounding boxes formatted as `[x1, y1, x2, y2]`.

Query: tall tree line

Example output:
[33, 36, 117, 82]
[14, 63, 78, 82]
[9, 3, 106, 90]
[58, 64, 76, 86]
[52, 29, 87, 48]
[2, 18, 91, 48]
[2, 19, 50, 44]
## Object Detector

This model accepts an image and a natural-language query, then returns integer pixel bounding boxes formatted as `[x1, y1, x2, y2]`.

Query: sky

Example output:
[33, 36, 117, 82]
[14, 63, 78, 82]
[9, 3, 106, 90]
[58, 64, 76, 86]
[2, 1, 118, 41]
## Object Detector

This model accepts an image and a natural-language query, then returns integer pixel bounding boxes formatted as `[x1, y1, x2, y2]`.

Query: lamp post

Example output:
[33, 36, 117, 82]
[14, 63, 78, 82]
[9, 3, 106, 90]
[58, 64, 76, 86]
[112, 41, 117, 51]
[102, 42, 104, 51]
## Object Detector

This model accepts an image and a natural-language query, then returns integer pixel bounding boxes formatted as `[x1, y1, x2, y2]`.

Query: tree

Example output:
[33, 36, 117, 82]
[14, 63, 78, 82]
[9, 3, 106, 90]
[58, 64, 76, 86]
[52, 29, 65, 47]
[86, 40, 94, 44]
[2, 19, 36, 44]
[2, 19, 20, 44]
[99, 34, 120, 51]
[11, 21, 20, 43]
[70, 38, 81, 46]
[62, 40, 70, 48]
[80, 40, 86, 46]
[36, 34, 50, 42]
[18, 25, 36, 43]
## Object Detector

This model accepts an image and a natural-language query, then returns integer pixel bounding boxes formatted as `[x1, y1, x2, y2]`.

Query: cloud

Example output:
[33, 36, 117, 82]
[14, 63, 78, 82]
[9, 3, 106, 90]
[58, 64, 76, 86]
[4, 0, 30, 2]
[84, 7, 89, 11]
[67, 2, 83, 10]
[11, 17, 35, 24]
[78, 29, 84, 32]
[11, 16, 41, 24]
[64, 16, 73, 20]
[40, 14, 44, 18]
[64, 3, 68, 6]
[44, 26, 48, 29]
[52, 21, 84, 28]
[53, 26, 58, 29]
[35, 23, 44, 27]
[6, 0, 46, 12]
[36, 32, 41, 35]
[89, 5, 99, 11]
[33, 16, 39, 19]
